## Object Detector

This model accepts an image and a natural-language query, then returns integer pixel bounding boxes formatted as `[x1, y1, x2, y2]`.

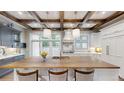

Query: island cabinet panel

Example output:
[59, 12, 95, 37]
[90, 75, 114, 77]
[0, 55, 24, 77]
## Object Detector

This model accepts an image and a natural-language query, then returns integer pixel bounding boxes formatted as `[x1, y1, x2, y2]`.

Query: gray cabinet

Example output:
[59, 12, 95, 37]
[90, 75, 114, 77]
[11, 31, 20, 48]
[0, 55, 24, 77]
[0, 29, 2, 46]
[1, 27, 12, 47]
[0, 26, 21, 48]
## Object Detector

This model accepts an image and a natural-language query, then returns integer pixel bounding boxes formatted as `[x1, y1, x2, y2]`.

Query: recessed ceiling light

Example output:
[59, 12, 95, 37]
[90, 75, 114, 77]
[101, 11, 106, 14]
[50, 24, 54, 27]
[86, 23, 90, 27]
[17, 11, 23, 15]
[69, 23, 74, 27]
[33, 23, 38, 26]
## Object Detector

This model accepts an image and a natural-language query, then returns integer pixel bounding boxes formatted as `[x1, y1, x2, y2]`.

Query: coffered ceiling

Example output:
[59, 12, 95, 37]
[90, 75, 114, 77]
[0, 11, 123, 31]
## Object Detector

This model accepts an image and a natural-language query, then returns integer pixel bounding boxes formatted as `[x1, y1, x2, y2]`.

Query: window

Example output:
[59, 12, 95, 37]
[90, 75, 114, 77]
[75, 35, 88, 50]
[31, 31, 61, 56]
[82, 43, 88, 48]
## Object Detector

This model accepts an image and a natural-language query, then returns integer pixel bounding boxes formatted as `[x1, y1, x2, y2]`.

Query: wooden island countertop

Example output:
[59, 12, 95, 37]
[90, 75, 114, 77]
[0, 56, 120, 69]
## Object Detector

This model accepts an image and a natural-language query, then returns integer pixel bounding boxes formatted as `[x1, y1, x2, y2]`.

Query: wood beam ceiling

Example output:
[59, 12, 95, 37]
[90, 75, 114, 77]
[1, 11, 124, 32]
[59, 11, 64, 30]
[28, 11, 48, 29]
[17, 19, 83, 23]
[75, 11, 95, 29]
[32, 27, 90, 31]
[91, 11, 124, 31]
[0, 11, 32, 29]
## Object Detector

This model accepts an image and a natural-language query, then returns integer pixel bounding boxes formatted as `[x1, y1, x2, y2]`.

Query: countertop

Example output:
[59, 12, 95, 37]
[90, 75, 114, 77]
[0, 54, 24, 60]
[0, 56, 120, 69]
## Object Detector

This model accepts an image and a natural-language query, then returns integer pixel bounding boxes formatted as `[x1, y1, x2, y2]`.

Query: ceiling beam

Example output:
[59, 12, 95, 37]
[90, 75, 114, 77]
[75, 11, 95, 29]
[32, 27, 90, 31]
[91, 11, 124, 31]
[59, 11, 64, 30]
[17, 19, 84, 23]
[28, 11, 48, 29]
[0, 11, 32, 29]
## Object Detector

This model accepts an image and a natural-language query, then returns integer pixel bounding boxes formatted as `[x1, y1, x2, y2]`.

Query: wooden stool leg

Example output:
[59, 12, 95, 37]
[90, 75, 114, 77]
[66, 70, 68, 81]
[74, 70, 76, 81]
[36, 70, 38, 81]
[48, 72, 50, 81]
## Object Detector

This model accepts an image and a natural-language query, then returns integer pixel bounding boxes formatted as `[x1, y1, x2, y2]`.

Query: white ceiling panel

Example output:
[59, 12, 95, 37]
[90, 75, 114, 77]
[44, 22, 60, 28]
[89, 11, 116, 19]
[81, 22, 97, 28]
[6, 11, 34, 19]
[27, 22, 42, 28]
[64, 11, 87, 19]
[64, 23, 79, 28]
[36, 11, 59, 19]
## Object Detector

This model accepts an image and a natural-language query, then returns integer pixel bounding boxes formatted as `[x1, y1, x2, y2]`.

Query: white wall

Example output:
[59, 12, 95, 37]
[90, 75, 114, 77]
[90, 32, 101, 48]
[98, 19, 124, 78]
[20, 30, 31, 57]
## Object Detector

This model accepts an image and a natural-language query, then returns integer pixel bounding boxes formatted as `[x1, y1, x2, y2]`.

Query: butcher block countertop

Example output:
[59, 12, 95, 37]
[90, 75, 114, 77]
[0, 56, 120, 69]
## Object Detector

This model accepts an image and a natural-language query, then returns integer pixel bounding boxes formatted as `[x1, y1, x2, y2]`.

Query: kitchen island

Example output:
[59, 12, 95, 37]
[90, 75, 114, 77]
[0, 56, 120, 81]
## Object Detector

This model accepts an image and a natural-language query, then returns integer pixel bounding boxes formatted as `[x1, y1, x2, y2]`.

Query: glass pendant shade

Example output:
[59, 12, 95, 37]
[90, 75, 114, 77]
[43, 29, 51, 38]
[63, 30, 74, 41]
[72, 29, 80, 39]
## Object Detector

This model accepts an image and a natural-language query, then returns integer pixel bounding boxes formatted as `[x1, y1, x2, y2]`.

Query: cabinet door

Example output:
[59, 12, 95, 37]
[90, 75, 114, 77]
[11, 31, 20, 48]
[0, 30, 1, 46]
[0, 41, 2, 46]
[0, 26, 20, 47]
[0, 27, 12, 47]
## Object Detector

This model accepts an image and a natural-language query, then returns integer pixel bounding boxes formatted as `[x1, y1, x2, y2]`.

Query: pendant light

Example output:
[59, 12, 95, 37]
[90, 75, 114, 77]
[72, 11, 80, 39]
[63, 29, 74, 42]
[43, 11, 51, 38]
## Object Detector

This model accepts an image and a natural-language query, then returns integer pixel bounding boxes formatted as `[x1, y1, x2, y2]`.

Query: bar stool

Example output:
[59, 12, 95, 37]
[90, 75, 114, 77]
[47, 56, 69, 81]
[48, 68, 68, 81]
[74, 68, 95, 81]
[16, 68, 39, 81]
[119, 75, 124, 81]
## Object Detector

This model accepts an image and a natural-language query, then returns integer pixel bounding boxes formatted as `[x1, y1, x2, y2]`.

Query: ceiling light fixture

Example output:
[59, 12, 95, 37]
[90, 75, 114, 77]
[101, 11, 106, 14]
[63, 30, 74, 42]
[86, 23, 90, 27]
[72, 11, 80, 39]
[70, 23, 74, 27]
[17, 11, 23, 15]
[72, 29, 80, 39]
[43, 29, 51, 38]
[43, 11, 51, 38]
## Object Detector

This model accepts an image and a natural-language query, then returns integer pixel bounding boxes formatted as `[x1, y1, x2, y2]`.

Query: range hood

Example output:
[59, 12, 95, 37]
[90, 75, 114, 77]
[63, 30, 74, 42]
